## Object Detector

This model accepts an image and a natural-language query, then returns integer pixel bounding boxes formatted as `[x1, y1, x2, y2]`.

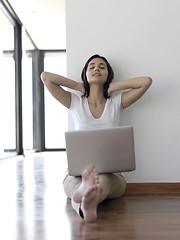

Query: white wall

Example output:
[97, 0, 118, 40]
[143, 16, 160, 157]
[66, 0, 180, 183]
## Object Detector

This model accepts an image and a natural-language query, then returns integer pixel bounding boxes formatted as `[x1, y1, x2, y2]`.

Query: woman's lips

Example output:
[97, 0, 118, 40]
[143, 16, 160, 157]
[93, 73, 101, 76]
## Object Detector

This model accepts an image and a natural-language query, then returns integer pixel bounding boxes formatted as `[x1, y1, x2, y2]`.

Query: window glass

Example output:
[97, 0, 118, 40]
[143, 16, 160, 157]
[44, 52, 67, 148]
[0, 6, 16, 158]
[22, 28, 34, 151]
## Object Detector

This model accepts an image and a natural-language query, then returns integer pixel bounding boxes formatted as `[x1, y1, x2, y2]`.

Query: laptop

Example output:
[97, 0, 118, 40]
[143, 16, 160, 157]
[65, 126, 136, 176]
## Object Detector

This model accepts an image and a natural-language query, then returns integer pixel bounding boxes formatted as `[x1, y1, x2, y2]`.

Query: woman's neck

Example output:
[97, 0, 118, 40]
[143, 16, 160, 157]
[88, 84, 106, 105]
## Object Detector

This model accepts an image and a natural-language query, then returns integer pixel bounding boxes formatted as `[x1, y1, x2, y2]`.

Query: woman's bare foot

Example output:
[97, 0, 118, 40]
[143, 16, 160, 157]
[81, 184, 103, 223]
[73, 165, 99, 203]
[73, 165, 104, 222]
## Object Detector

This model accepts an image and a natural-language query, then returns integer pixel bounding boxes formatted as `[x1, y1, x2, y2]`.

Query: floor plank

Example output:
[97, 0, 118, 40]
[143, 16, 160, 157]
[0, 152, 180, 240]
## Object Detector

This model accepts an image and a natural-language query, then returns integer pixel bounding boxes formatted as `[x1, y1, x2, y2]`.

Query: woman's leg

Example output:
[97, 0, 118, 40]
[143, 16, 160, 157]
[63, 165, 103, 222]
[63, 166, 126, 222]
[99, 172, 126, 200]
[63, 174, 82, 216]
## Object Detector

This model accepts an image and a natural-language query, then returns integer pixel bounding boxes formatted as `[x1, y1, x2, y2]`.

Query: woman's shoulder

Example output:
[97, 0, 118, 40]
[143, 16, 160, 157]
[71, 91, 84, 101]
[107, 91, 122, 109]
[70, 91, 85, 109]
[109, 91, 122, 101]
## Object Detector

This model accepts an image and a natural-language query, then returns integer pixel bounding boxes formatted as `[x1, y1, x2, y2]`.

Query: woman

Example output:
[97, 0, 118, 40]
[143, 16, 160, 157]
[41, 54, 152, 223]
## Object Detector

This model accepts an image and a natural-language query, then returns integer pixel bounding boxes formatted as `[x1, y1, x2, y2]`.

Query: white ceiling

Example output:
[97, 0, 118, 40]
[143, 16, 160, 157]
[8, 0, 66, 50]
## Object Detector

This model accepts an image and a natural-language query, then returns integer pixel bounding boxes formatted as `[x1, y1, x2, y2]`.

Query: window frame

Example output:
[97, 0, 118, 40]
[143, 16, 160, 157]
[0, 0, 23, 157]
[39, 49, 67, 152]
[1, 1, 67, 158]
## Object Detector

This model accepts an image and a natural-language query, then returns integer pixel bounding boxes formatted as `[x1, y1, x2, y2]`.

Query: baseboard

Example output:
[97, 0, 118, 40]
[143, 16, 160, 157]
[124, 183, 180, 195]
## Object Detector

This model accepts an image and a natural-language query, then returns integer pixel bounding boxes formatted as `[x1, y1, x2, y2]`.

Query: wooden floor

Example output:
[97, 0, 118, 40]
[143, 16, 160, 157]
[0, 152, 180, 240]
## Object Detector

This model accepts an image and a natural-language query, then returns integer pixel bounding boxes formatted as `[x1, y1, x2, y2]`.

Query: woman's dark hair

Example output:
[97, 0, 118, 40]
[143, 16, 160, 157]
[81, 54, 114, 98]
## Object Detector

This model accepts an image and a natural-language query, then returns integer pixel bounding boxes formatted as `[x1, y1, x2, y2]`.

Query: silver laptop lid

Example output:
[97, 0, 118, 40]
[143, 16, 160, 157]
[65, 126, 136, 176]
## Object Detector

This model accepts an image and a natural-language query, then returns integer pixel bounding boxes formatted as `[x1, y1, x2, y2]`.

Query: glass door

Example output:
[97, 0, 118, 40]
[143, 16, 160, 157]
[44, 51, 68, 149]
[22, 28, 35, 153]
[0, 6, 16, 159]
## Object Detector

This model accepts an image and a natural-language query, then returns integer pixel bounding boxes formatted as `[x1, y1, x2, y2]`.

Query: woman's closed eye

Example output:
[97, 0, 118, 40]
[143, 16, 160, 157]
[89, 67, 105, 69]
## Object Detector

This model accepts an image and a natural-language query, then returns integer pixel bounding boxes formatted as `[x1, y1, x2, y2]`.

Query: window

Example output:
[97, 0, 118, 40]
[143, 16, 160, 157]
[0, 2, 67, 155]
[22, 28, 35, 151]
[0, 6, 16, 158]
[44, 51, 67, 149]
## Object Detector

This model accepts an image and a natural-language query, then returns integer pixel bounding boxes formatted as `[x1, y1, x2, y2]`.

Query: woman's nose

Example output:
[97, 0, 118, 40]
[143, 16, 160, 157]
[94, 66, 100, 71]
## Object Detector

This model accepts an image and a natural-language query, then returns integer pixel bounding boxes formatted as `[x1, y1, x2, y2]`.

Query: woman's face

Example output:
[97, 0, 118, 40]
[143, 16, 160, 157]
[86, 58, 108, 85]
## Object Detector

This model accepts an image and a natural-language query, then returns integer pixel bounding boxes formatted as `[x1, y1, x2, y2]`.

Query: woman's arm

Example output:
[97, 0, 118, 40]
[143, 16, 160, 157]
[41, 72, 85, 109]
[108, 76, 152, 109]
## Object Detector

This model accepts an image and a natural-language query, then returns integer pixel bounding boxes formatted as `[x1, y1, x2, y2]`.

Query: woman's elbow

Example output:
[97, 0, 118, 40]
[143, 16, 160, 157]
[144, 76, 152, 88]
[40, 71, 46, 82]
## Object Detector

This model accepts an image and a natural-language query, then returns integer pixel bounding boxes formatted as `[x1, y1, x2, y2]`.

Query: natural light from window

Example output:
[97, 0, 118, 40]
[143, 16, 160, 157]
[44, 52, 68, 149]
[0, 6, 16, 158]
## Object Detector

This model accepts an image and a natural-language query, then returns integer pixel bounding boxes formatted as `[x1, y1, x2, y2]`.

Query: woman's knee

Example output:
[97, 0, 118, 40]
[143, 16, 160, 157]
[109, 173, 126, 199]
[99, 173, 126, 199]
[63, 175, 82, 199]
